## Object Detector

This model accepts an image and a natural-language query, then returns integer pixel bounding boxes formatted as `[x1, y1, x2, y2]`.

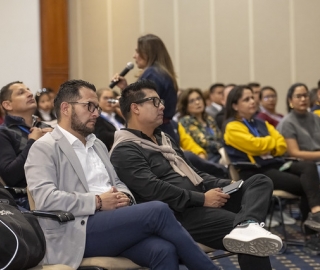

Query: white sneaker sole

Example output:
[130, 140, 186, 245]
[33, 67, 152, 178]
[223, 237, 282, 257]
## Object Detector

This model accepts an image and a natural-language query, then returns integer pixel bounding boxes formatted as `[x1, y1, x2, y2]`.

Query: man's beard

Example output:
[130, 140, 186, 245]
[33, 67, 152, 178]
[71, 110, 95, 138]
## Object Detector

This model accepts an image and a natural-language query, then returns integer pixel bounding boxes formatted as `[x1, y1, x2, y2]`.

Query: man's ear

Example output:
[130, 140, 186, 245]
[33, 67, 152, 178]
[60, 102, 70, 116]
[131, 103, 140, 115]
[1, 100, 12, 112]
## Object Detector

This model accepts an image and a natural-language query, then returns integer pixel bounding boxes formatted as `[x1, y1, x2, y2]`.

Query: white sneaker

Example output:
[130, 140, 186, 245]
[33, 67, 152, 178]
[265, 215, 280, 228]
[273, 211, 296, 225]
[223, 222, 283, 257]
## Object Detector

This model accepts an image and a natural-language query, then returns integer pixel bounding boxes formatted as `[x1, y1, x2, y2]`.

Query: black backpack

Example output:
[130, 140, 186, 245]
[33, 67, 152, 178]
[0, 185, 46, 270]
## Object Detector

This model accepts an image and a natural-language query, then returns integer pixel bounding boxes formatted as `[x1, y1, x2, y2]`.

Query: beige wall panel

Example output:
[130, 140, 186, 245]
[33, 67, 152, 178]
[111, 0, 140, 88]
[252, 0, 291, 114]
[214, 0, 250, 85]
[79, 0, 109, 88]
[294, 0, 320, 89]
[69, 0, 110, 88]
[178, 1, 212, 90]
[143, 0, 175, 68]
[68, 0, 80, 79]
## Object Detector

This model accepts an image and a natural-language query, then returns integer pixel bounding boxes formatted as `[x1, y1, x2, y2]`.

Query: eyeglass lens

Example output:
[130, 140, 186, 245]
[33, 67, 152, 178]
[189, 96, 202, 104]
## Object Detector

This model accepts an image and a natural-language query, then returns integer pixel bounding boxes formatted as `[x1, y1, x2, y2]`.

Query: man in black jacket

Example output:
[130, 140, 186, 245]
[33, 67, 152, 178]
[94, 88, 124, 150]
[0, 81, 52, 208]
[110, 79, 282, 270]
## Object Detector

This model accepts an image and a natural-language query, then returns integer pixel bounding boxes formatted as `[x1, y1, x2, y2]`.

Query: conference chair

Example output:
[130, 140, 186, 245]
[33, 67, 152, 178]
[26, 189, 143, 270]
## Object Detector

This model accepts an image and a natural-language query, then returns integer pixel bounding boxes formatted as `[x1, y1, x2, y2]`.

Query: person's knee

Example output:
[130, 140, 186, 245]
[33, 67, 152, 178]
[151, 241, 178, 264]
[247, 173, 274, 189]
[147, 201, 171, 213]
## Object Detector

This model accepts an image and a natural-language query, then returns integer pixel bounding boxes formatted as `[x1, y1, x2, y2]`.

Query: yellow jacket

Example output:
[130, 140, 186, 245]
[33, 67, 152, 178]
[224, 119, 287, 164]
[178, 123, 207, 157]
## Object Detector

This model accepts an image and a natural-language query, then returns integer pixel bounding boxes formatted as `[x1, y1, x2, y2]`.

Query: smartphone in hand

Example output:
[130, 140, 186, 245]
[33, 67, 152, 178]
[222, 180, 244, 194]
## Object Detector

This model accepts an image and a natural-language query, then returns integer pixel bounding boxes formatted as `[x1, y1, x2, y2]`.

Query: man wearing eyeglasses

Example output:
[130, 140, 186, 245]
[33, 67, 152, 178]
[25, 79, 220, 269]
[110, 79, 283, 270]
[0, 81, 53, 209]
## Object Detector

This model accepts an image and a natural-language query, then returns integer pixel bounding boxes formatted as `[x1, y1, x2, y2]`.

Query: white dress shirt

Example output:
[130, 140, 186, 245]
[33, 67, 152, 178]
[100, 111, 124, 130]
[57, 125, 112, 194]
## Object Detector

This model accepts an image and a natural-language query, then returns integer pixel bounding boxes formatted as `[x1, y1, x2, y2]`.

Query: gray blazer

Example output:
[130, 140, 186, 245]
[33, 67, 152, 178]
[25, 127, 134, 268]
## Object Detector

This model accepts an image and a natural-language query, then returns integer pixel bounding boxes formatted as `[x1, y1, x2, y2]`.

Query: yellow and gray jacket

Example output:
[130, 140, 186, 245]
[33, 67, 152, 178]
[224, 117, 287, 167]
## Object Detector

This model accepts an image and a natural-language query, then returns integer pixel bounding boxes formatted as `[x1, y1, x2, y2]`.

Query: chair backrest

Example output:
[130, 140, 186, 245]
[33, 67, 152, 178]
[219, 147, 241, 181]
[27, 188, 36, 210]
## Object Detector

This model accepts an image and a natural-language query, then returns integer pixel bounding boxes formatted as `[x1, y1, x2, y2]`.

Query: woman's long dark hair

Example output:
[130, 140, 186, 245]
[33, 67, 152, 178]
[137, 34, 178, 92]
[286, 83, 308, 112]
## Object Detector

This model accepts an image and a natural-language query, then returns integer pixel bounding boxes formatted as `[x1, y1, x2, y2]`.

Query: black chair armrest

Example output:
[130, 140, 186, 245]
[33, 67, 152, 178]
[4, 186, 27, 195]
[32, 210, 75, 223]
[230, 161, 261, 169]
[283, 157, 300, 162]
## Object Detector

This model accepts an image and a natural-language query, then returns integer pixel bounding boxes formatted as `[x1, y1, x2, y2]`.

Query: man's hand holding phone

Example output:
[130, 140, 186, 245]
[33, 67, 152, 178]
[204, 188, 230, 208]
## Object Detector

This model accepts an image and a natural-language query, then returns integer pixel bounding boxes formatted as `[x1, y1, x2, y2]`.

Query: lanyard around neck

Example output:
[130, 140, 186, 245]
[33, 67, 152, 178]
[242, 118, 259, 137]
[18, 125, 31, 134]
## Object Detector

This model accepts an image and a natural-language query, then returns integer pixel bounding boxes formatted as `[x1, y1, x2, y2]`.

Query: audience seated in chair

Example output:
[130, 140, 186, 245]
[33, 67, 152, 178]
[25, 79, 218, 270]
[215, 84, 236, 131]
[256, 86, 283, 128]
[248, 82, 261, 115]
[277, 83, 320, 179]
[223, 85, 320, 242]
[94, 88, 125, 151]
[205, 83, 225, 118]
[110, 79, 283, 270]
[0, 81, 53, 209]
[178, 88, 223, 163]
[170, 120, 228, 178]
[33, 88, 57, 127]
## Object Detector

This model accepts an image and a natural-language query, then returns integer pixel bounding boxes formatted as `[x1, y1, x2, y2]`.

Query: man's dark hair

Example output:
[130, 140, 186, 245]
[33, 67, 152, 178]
[209, 83, 224, 94]
[248, 82, 260, 88]
[119, 79, 157, 121]
[0, 81, 23, 112]
[225, 83, 236, 89]
[54, 79, 96, 120]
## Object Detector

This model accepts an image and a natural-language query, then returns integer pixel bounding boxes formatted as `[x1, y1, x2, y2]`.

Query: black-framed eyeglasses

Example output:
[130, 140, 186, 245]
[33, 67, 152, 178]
[68, 101, 101, 114]
[129, 97, 165, 111]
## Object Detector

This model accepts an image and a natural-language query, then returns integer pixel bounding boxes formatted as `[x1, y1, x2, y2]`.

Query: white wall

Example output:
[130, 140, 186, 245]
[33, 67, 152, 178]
[0, 0, 41, 93]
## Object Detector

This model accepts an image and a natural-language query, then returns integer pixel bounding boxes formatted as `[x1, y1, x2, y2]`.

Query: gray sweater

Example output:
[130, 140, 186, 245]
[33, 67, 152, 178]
[277, 111, 320, 153]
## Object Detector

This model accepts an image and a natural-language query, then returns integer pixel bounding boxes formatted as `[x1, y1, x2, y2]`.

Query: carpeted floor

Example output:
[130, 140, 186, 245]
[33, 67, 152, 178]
[211, 219, 320, 270]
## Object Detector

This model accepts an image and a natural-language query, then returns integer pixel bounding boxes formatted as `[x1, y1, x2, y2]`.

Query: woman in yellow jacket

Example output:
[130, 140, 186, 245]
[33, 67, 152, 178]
[223, 85, 320, 233]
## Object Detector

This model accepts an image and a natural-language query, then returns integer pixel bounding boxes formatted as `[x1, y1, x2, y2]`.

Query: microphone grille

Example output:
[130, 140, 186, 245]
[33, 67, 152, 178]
[126, 62, 134, 70]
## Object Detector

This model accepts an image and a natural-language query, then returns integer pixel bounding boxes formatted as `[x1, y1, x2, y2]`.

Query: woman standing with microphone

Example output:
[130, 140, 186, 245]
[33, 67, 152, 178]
[111, 34, 178, 142]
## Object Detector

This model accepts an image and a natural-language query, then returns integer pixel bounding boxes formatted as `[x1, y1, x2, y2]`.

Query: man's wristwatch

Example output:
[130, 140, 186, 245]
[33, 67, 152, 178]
[123, 192, 134, 206]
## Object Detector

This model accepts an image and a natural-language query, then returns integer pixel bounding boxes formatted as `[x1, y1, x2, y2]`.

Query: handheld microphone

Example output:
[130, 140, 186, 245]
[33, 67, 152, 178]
[109, 62, 134, 88]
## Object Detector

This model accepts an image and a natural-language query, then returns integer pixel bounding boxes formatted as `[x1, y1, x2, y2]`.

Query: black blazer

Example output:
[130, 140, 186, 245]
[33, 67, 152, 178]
[94, 116, 117, 151]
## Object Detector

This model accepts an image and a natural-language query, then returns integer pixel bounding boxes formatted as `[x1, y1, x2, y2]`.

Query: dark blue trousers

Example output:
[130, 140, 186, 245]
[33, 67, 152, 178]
[84, 201, 219, 270]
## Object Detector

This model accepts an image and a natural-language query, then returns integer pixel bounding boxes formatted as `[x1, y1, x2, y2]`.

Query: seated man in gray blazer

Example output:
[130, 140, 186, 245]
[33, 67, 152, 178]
[24, 79, 218, 270]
